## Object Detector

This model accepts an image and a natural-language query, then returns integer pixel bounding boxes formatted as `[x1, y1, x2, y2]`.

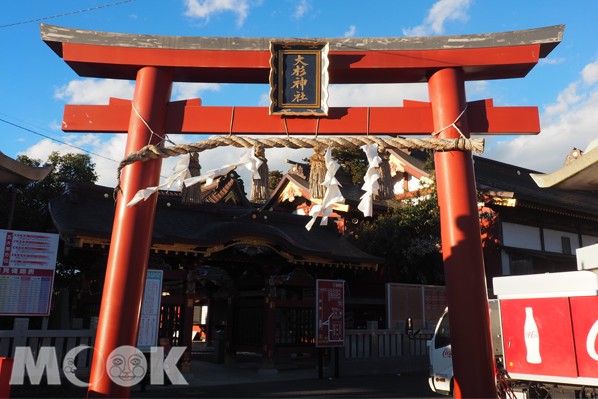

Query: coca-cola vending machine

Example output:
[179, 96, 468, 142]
[500, 297, 578, 378]
[496, 271, 598, 384]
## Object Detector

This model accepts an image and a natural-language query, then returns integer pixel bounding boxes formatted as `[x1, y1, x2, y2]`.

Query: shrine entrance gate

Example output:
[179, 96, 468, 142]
[41, 23, 563, 398]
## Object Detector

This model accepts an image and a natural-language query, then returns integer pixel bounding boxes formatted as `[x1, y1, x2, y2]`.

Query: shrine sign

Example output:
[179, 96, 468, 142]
[269, 41, 329, 116]
[316, 279, 345, 347]
[137, 269, 164, 352]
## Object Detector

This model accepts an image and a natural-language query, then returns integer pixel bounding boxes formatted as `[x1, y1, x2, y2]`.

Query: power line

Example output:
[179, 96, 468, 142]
[0, 0, 136, 29]
[0, 117, 119, 164]
[1, 117, 173, 181]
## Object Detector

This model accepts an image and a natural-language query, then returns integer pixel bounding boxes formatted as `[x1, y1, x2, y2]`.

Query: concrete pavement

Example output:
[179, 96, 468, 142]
[10, 352, 440, 398]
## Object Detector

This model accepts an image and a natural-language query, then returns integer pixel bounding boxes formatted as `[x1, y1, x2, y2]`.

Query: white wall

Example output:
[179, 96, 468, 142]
[501, 222, 541, 251]
[502, 222, 598, 254]
[500, 223, 598, 275]
[543, 228, 580, 254]
[581, 234, 598, 247]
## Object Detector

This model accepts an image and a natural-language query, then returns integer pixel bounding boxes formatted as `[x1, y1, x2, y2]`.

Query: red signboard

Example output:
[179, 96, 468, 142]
[316, 279, 344, 347]
[500, 295, 598, 382]
[570, 296, 598, 378]
[500, 297, 578, 377]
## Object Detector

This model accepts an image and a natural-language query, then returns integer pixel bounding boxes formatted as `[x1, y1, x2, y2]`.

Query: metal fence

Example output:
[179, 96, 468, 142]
[344, 327, 432, 359]
[0, 318, 98, 376]
[0, 318, 431, 375]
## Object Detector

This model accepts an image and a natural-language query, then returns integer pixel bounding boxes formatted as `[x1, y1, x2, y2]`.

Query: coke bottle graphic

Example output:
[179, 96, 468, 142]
[524, 307, 542, 364]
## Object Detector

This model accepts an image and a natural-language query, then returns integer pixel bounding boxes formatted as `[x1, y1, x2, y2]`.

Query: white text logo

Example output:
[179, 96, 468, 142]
[10, 345, 188, 388]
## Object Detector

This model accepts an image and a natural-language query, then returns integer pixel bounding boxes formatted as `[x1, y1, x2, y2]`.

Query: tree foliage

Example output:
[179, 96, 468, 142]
[353, 193, 444, 284]
[331, 147, 368, 185]
[349, 152, 444, 285]
[268, 170, 283, 190]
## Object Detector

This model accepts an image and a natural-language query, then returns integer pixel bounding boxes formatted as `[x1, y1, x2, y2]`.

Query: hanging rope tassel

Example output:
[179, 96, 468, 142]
[375, 149, 394, 200]
[250, 146, 269, 203]
[309, 145, 327, 199]
[182, 152, 202, 205]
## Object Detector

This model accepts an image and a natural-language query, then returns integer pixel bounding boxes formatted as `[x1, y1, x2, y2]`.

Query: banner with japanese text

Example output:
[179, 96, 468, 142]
[0, 229, 58, 316]
[137, 269, 164, 352]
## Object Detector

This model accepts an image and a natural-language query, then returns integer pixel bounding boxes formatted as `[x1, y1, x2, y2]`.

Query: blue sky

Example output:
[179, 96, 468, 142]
[2, 0, 598, 187]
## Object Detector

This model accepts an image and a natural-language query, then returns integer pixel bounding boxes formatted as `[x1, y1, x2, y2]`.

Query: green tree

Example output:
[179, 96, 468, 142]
[354, 193, 444, 284]
[331, 147, 368, 185]
[351, 152, 444, 284]
[268, 170, 283, 190]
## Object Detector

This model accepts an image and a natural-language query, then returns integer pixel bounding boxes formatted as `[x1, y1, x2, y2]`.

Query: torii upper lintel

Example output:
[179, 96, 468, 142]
[42, 24, 563, 84]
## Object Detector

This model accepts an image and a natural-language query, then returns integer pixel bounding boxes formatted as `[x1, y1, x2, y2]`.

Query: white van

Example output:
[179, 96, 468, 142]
[427, 301, 501, 396]
[427, 308, 453, 395]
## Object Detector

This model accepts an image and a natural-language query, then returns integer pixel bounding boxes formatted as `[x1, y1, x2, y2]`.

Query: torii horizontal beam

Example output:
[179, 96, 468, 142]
[63, 98, 539, 135]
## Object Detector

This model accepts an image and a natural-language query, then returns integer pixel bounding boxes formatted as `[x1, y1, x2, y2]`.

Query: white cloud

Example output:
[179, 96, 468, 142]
[90, 135, 129, 186]
[326, 81, 486, 107]
[344, 25, 357, 38]
[184, 0, 250, 27]
[581, 59, 598, 85]
[403, 0, 473, 36]
[540, 57, 565, 66]
[258, 92, 270, 107]
[293, 0, 311, 19]
[328, 83, 429, 107]
[258, 82, 430, 109]
[54, 79, 134, 104]
[172, 82, 221, 101]
[483, 60, 598, 174]
[465, 80, 489, 98]
[543, 82, 581, 119]
[55, 79, 221, 105]
[22, 139, 79, 162]
[20, 133, 124, 187]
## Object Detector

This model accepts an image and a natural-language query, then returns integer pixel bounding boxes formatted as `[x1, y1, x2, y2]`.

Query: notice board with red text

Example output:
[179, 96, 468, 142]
[0, 229, 58, 316]
[316, 279, 344, 347]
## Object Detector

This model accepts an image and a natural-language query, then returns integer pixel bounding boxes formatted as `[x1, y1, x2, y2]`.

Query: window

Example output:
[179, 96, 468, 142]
[434, 311, 451, 349]
[561, 236, 572, 255]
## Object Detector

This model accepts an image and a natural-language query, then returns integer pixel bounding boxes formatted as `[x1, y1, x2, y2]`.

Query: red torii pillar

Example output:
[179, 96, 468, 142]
[41, 23, 563, 398]
[430, 68, 495, 397]
[87, 67, 173, 398]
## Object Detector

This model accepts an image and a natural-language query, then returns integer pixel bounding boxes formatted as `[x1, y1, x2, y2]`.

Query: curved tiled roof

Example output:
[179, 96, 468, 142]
[49, 182, 380, 269]
[475, 156, 598, 219]
[0, 152, 52, 185]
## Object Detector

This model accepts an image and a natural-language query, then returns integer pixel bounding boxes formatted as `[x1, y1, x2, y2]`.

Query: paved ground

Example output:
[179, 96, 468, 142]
[10, 353, 442, 398]
[130, 371, 440, 398]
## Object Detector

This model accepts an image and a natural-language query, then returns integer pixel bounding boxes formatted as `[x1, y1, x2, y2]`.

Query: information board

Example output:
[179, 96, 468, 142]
[0, 229, 58, 316]
[316, 279, 344, 347]
[137, 269, 163, 351]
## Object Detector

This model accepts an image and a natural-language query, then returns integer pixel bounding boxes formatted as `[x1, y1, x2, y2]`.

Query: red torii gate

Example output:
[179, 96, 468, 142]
[41, 24, 563, 398]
